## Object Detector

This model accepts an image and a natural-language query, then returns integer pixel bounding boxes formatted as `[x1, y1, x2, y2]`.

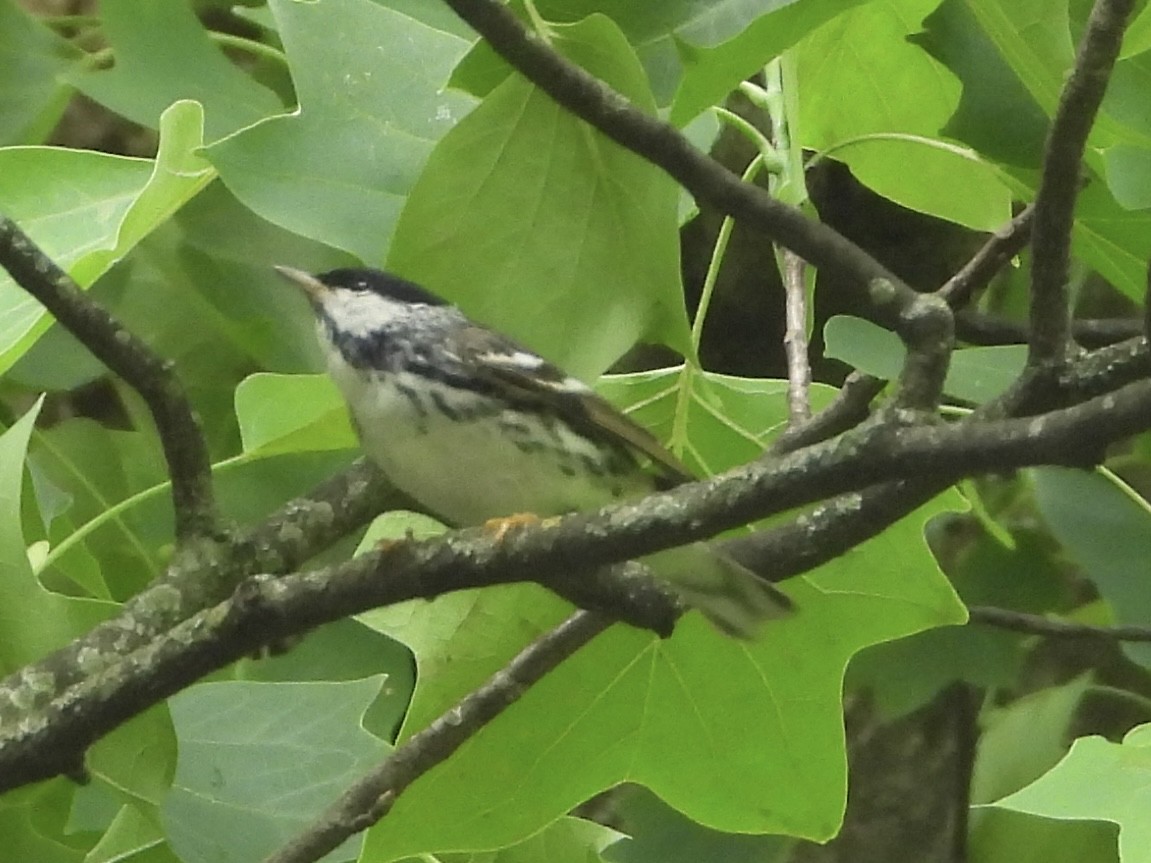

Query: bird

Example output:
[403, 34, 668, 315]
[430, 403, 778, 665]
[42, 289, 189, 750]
[275, 265, 794, 637]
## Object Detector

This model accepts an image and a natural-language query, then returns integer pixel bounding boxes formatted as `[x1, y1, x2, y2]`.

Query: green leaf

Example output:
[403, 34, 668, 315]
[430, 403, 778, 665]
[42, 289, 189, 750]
[597, 367, 836, 475]
[388, 14, 693, 379]
[1031, 468, 1151, 666]
[608, 785, 790, 863]
[0, 0, 82, 145]
[913, 0, 1049, 168]
[0, 780, 87, 863]
[1072, 177, 1151, 304]
[1102, 144, 1151, 210]
[234, 373, 355, 455]
[959, 0, 1151, 156]
[162, 678, 390, 863]
[30, 418, 169, 599]
[798, 0, 1011, 230]
[207, 0, 474, 263]
[69, 0, 282, 141]
[0, 100, 214, 374]
[83, 803, 167, 863]
[0, 401, 112, 672]
[443, 816, 624, 863]
[237, 618, 416, 741]
[991, 724, 1151, 863]
[824, 316, 1026, 403]
[670, 0, 874, 125]
[849, 523, 1064, 719]
[83, 101, 217, 279]
[960, 0, 1074, 119]
[816, 135, 1010, 230]
[171, 182, 358, 372]
[88, 705, 177, 809]
[971, 675, 1093, 805]
[969, 808, 1118, 863]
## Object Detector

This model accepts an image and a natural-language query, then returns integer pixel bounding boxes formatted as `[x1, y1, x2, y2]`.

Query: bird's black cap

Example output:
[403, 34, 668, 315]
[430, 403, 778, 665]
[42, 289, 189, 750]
[316, 268, 447, 307]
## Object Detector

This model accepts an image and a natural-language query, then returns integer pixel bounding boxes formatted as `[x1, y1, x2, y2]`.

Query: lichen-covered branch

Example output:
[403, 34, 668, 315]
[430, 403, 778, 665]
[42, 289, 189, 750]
[5, 370, 1151, 791]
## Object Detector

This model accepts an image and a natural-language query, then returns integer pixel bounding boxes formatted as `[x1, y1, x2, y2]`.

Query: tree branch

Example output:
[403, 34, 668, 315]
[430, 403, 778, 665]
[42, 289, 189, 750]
[956, 310, 1142, 349]
[0, 459, 404, 725]
[772, 372, 885, 455]
[969, 606, 1151, 642]
[1028, 0, 1135, 365]
[438, 0, 937, 342]
[0, 216, 217, 541]
[937, 205, 1034, 309]
[783, 249, 812, 424]
[263, 611, 610, 863]
[6, 369, 1151, 790]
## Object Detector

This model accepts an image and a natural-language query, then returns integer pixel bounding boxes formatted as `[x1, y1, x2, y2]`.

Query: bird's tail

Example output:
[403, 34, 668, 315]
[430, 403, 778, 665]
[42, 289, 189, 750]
[643, 543, 794, 638]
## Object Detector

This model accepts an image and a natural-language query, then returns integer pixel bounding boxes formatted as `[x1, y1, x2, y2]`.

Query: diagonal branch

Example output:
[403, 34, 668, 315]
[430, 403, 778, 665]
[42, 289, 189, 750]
[438, 0, 930, 338]
[0, 216, 216, 541]
[0, 458, 405, 725]
[969, 606, 1151, 641]
[937, 205, 1034, 309]
[6, 370, 1151, 791]
[263, 611, 610, 863]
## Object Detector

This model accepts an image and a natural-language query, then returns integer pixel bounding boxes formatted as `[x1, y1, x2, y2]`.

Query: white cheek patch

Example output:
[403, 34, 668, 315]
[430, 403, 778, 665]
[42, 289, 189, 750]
[321, 291, 410, 339]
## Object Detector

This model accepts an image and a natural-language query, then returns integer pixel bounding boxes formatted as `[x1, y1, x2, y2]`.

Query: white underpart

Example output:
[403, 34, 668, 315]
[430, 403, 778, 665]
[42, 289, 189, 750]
[322, 341, 643, 524]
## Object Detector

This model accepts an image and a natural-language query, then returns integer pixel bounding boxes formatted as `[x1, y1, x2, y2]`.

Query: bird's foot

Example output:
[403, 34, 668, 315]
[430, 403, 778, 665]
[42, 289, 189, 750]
[484, 512, 541, 541]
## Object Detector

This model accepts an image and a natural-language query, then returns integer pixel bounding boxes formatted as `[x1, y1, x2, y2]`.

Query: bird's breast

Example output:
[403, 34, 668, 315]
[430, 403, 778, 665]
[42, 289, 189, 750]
[325, 353, 649, 525]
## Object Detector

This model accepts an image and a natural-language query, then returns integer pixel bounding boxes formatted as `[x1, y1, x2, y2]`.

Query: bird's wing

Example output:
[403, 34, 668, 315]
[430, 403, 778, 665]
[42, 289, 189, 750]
[451, 325, 693, 486]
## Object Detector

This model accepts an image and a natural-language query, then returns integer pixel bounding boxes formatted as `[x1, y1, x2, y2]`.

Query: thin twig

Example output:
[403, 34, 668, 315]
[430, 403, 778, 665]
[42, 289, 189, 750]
[1028, 0, 1136, 365]
[782, 249, 812, 424]
[0, 216, 217, 541]
[956, 310, 1142, 349]
[771, 372, 885, 455]
[263, 611, 610, 863]
[969, 605, 1151, 641]
[937, 205, 1034, 309]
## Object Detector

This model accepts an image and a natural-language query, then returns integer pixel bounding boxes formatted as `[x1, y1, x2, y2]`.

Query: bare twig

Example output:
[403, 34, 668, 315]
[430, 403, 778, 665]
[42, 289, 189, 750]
[1028, 0, 1136, 365]
[782, 249, 812, 424]
[956, 310, 1142, 349]
[0, 216, 217, 541]
[969, 605, 1151, 641]
[772, 372, 885, 455]
[937, 205, 1034, 309]
[263, 611, 609, 863]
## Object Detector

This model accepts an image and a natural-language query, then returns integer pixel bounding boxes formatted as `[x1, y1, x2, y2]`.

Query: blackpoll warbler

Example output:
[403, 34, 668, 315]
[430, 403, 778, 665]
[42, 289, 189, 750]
[276, 266, 793, 637]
